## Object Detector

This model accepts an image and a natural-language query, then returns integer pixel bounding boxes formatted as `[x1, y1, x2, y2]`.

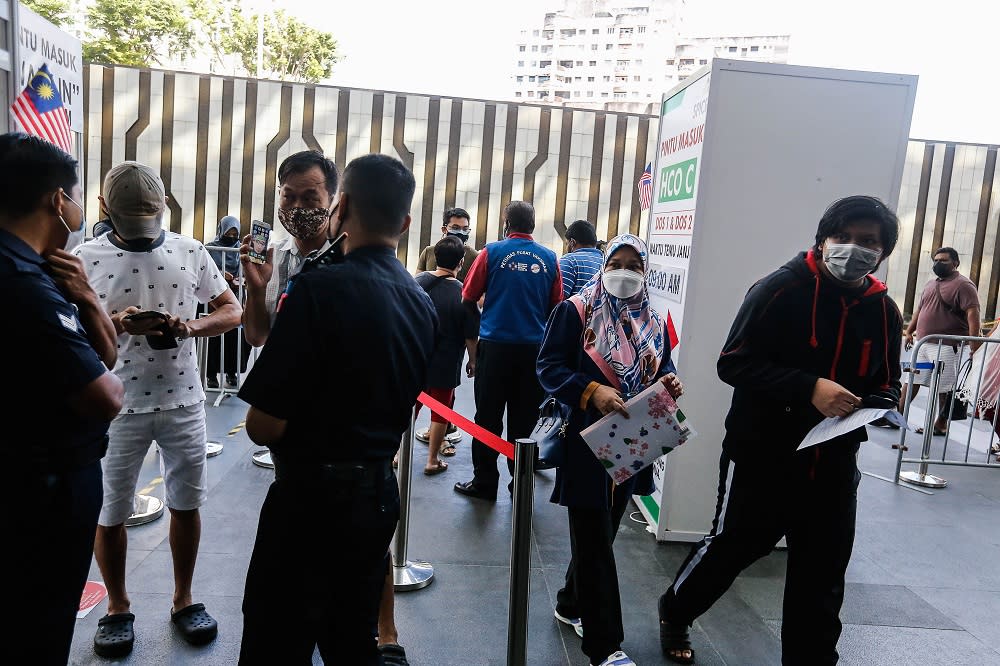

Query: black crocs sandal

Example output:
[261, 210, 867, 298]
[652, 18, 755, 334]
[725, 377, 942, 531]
[660, 619, 695, 664]
[170, 602, 218, 645]
[94, 612, 136, 658]
[378, 643, 410, 665]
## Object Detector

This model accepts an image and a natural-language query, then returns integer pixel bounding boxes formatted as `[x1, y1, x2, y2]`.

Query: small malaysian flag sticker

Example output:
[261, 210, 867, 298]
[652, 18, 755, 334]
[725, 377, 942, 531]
[58, 312, 78, 332]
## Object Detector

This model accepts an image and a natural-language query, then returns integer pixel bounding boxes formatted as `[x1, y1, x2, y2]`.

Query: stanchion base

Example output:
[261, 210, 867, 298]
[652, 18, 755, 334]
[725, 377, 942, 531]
[252, 449, 275, 469]
[206, 441, 224, 458]
[898, 471, 948, 488]
[393, 560, 434, 591]
[126, 494, 164, 527]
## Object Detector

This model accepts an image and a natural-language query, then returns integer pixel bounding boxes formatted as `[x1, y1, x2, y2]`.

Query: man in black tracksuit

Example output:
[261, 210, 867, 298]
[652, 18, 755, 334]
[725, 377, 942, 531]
[659, 196, 903, 665]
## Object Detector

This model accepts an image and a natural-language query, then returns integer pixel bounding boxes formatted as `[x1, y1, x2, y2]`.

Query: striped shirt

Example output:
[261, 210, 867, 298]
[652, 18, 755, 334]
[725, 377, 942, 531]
[559, 247, 605, 298]
[264, 235, 331, 326]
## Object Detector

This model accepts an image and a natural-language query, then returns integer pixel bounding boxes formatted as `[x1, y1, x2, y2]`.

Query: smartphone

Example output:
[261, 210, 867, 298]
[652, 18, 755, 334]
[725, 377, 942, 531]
[146, 319, 179, 350]
[123, 311, 167, 322]
[248, 221, 271, 265]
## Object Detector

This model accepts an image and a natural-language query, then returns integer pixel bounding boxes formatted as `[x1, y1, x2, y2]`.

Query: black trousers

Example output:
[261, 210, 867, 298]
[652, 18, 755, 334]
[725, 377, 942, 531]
[660, 449, 860, 666]
[557, 483, 632, 664]
[470, 340, 544, 494]
[207, 326, 250, 376]
[6, 460, 103, 666]
[239, 465, 400, 665]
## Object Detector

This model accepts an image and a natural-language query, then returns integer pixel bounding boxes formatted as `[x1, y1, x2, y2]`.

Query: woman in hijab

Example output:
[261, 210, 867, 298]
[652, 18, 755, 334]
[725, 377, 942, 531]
[537, 234, 685, 666]
[204, 216, 248, 388]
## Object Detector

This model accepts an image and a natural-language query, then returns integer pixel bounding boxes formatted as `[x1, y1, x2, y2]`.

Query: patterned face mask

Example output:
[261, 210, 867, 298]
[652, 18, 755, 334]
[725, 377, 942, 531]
[277, 206, 329, 239]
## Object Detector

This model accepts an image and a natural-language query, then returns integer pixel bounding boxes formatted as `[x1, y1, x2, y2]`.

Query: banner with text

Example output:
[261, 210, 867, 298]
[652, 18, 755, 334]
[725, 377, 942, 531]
[17, 4, 83, 132]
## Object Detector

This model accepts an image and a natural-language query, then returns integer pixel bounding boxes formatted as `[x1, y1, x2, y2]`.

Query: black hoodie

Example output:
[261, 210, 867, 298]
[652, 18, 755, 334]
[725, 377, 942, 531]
[717, 249, 903, 464]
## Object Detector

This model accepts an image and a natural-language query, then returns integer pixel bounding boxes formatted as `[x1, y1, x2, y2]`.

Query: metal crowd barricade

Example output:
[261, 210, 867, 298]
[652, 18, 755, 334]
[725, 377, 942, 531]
[196, 245, 246, 409]
[895, 333, 1000, 489]
[394, 395, 536, 666]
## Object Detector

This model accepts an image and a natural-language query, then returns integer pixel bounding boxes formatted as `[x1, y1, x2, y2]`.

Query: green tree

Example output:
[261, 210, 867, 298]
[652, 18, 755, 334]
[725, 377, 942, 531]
[83, 0, 195, 67]
[21, 0, 73, 26]
[224, 9, 339, 83]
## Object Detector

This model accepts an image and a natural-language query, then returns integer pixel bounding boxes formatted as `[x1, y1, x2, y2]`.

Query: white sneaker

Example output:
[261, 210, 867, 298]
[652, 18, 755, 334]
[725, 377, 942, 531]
[553, 609, 584, 638]
[592, 650, 636, 666]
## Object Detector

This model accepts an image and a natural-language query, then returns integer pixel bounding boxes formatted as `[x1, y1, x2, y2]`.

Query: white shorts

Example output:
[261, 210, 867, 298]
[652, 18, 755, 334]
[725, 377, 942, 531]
[911, 343, 961, 391]
[99, 403, 208, 526]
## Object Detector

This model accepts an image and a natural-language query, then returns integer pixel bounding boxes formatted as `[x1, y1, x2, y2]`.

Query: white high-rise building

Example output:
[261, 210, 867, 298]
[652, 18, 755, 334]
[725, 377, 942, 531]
[511, 1, 790, 111]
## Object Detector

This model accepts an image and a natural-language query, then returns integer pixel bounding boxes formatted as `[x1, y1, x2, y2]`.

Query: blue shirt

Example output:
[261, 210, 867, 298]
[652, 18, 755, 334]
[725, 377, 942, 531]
[559, 247, 604, 298]
[0, 229, 111, 467]
[462, 233, 562, 345]
[239, 245, 438, 461]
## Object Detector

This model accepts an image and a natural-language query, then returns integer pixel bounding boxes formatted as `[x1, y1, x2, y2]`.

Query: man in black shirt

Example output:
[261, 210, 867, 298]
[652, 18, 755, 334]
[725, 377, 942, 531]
[237, 154, 436, 665]
[0, 133, 124, 664]
[414, 235, 480, 472]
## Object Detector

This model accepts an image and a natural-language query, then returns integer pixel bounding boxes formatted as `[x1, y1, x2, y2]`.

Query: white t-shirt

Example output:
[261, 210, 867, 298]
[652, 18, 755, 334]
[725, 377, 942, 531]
[74, 231, 227, 414]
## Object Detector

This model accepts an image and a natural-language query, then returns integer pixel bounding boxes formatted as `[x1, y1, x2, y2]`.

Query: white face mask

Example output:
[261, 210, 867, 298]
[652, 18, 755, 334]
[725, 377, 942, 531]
[823, 242, 881, 282]
[602, 268, 645, 299]
[59, 192, 86, 251]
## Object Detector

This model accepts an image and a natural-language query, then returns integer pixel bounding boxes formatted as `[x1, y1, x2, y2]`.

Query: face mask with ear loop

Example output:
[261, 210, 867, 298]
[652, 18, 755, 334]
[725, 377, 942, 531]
[58, 191, 86, 251]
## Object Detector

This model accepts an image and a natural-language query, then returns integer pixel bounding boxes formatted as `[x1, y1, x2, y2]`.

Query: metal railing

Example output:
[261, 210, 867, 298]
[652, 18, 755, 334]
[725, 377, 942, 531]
[895, 333, 1000, 488]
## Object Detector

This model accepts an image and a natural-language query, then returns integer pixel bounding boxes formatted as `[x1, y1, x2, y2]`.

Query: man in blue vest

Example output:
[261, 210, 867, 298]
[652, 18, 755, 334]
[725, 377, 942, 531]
[454, 201, 562, 501]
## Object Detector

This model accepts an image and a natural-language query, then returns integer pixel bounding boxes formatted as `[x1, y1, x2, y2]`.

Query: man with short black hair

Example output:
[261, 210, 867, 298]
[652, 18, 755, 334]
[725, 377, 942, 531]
[415, 206, 479, 282]
[900, 246, 981, 434]
[413, 235, 480, 471]
[0, 132, 124, 666]
[238, 154, 437, 664]
[454, 200, 562, 501]
[559, 218, 603, 298]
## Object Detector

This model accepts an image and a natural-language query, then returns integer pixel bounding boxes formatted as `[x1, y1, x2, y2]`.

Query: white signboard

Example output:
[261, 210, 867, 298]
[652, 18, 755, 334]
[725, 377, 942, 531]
[17, 4, 84, 132]
[645, 72, 710, 364]
[638, 71, 711, 530]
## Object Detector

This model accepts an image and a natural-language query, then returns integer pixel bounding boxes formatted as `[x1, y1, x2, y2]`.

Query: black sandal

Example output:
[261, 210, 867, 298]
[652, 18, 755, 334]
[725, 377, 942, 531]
[660, 619, 695, 664]
[377, 643, 410, 665]
[171, 602, 218, 645]
[94, 612, 136, 658]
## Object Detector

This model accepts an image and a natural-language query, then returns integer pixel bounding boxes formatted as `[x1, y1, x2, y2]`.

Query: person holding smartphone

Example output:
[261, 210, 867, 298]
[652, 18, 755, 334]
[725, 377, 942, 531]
[74, 161, 242, 658]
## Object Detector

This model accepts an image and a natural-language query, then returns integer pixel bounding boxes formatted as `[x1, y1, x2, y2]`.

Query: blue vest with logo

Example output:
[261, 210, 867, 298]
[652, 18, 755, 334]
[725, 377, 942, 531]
[480, 236, 559, 344]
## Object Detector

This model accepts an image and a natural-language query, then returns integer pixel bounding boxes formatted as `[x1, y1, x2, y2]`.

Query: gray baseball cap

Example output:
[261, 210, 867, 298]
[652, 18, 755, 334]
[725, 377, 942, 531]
[102, 161, 165, 238]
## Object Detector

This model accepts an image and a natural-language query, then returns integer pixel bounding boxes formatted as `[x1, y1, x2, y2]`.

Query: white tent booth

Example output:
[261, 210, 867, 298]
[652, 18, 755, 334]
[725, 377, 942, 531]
[636, 59, 918, 542]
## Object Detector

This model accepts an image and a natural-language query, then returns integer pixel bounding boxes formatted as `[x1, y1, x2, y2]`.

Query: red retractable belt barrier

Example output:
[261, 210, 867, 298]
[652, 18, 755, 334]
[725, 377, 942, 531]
[416, 392, 516, 460]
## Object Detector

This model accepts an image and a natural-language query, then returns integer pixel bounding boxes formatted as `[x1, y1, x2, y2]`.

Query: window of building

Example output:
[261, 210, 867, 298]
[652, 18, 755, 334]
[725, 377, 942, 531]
[591, 44, 599, 50]
[574, 91, 581, 97]
[540, 60, 551, 68]
[603, 75, 611, 82]
[604, 60, 613, 65]
[575, 76, 582, 81]
[559, 59, 573, 67]
[531, 45, 539, 52]
[638, 26, 646, 33]
[589, 60, 597, 66]
[635, 59, 643, 66]
[601, 92, 609, 97]
[617, 59, 629, 67]
[680, 58, 694, 65]
[519, 45, 526, 52]
[533, 30, 539, 37]
[647, 93, 652, 97]
[540, 91, 549, 98]
[614, 92, 626, 99]
[666, 58, 675, 65]
[620, 27, 633, 36]
[529, 75, 536, 82]
[587, 76, 595, 82]
[742, 48, 748, 55]
[542, 45, 552, 53]
[576, 60, 583, 66]
[578, 29, 586, 35]
[531, 61, 537, 66]
[699, 59, 708, 65]
[587, 91, 595, 97]
[516, 76, 524, 82]
[633, 75, 641, 81]
[632, 91, 639, 98]
[592, 28, 599, 34]
[728, 46, 737, 53]
[518, 61, 525, 67]
[607, 27, 615, 34]
[751, 45, 759, 52]
[606, 44, 614, 50]
[528, 91, 535, 97]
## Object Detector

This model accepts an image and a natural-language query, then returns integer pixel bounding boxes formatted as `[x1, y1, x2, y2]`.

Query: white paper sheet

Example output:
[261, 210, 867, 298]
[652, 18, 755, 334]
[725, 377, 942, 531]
[797, 409, 908, 451]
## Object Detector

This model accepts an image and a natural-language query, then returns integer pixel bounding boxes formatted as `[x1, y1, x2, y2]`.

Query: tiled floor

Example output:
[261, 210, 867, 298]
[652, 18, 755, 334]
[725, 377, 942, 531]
[66, 386, 1000, 665]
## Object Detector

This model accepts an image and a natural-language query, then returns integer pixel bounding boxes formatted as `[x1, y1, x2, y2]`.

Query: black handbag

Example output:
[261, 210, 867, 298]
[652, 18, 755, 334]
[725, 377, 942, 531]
[531, 396, 572, 469]
[946, 358, 973, 421]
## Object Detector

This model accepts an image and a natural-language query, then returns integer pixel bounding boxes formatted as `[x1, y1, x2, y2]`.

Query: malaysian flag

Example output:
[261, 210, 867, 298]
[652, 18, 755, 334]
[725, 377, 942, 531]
[637, 162, 653, 211]
[10, 64, 73, 153]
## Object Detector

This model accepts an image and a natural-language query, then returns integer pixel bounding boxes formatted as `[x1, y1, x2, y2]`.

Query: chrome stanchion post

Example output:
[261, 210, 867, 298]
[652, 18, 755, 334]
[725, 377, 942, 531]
[392, 407, 434, 591]
[899, 358, 948, 488]
[507, 438, 536, 666]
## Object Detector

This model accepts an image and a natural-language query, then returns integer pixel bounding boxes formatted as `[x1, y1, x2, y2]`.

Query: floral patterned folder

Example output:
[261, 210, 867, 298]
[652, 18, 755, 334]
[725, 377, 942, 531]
[580, 381, 695, 483]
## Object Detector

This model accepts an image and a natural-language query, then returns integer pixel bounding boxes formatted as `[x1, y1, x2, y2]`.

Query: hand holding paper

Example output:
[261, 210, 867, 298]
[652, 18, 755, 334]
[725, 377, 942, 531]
[797, 409, 908, 451]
